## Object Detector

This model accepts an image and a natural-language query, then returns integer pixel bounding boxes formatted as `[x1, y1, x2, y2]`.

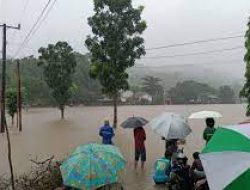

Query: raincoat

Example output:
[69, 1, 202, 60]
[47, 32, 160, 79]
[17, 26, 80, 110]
[99, 124, 114, 145]
[153, 158, 171, 184]
[203, 127, 216, 143]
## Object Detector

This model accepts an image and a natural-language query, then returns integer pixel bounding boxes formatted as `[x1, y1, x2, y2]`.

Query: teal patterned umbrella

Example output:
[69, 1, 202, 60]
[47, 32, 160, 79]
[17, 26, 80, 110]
[60, 143, 125, 190]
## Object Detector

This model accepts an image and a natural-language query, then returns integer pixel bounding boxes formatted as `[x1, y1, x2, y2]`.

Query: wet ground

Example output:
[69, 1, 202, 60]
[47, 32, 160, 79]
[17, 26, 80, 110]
[0, 104, 247, 189]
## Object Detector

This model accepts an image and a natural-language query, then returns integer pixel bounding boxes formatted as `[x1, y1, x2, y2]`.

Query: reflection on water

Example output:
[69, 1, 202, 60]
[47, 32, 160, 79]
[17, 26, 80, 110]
[0, 104, 247, 189]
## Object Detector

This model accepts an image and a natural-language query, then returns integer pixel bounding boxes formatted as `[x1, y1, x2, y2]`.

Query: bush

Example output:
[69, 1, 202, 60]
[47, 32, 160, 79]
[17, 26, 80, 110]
[0, 156, 63, 190]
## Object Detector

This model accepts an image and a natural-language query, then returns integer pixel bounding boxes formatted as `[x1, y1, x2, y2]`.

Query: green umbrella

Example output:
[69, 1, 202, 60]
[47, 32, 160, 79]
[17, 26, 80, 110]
[60, 143, 125, 190]
[200, 124, 250, 190]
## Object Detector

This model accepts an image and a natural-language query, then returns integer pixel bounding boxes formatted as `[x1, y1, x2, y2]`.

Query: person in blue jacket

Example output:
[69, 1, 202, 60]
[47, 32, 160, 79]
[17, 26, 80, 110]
[153, 150, 172, 184]
[99, 120, 114, 145]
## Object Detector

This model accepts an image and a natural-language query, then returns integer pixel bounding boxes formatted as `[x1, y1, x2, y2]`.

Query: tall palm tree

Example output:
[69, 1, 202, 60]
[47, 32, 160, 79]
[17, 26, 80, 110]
[141, 76, 164, 104]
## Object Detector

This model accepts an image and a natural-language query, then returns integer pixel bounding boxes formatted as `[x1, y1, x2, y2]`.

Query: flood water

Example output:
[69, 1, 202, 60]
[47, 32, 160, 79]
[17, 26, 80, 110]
[0, 104, 247, 189]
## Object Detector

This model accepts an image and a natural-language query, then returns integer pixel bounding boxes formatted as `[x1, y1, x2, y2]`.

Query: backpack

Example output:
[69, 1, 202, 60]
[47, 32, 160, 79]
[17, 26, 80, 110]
[153, 158, 170, 183]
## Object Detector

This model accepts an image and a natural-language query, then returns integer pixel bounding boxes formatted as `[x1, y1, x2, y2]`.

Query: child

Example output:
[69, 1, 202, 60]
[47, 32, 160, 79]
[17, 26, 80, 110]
[162, 137, 178, 154]
[153, 151, 172, 184]
[191, 152, 205, 182]
[180, 156, 192, 190]
[170, 153, 192, 190]
[203, 118, 216, 144]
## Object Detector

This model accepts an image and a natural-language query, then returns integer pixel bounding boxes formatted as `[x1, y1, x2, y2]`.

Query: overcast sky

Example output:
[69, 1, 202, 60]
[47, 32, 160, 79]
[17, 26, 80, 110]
[0, 0, 250, 76]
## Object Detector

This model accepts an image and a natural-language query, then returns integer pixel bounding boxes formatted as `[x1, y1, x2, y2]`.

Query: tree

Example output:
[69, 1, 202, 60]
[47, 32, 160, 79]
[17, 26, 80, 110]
[3, 54, 102, 106]
[73, 53, 102, 104]
[68, 82, 78, 105]
[6, 88, 17, 125]
[141, 76, 164, 104]
[241, 17, 250, 115]
[168, 80, 216, 104]
[38, 41, 77, 119]
[19, 56, 54, 105]
[85, 0, 147, 128]
[218, 85, 235, 103]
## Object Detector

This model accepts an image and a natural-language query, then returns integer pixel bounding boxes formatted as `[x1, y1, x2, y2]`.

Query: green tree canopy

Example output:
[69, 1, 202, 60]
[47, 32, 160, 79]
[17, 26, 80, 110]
[85, 0, 147, 127]
[3, 54, 102, 106]
[241, 17, 250, 115]
[218, 85, 235, 103]
[168, 80, 216, 104]
[6, 88, 17, 125]
[38, 41, 77, 119]
[141, 76, 164, 104]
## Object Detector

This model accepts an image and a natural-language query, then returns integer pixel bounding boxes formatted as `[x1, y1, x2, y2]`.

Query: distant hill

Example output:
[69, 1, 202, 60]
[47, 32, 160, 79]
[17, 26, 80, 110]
[128, 63, 244, 91]
[1, 53, 243, 105]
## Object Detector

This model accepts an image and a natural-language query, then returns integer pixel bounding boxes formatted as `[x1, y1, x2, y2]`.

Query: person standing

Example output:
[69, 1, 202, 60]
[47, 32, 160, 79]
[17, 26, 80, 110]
[203, 118, 216, 144]
[99, 120, 114, 145]
[190, 152, 205, 181]
[162, 138, 178, 154]
[134, 127, 146, 170]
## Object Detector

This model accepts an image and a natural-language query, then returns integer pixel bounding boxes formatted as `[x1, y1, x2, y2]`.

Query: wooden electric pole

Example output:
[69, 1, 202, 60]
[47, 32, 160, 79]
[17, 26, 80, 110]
[16, 60, 22, 132]
[1, 24, 7, 133]
[0, 23, 20, 133]
[0, 23, 20, 190]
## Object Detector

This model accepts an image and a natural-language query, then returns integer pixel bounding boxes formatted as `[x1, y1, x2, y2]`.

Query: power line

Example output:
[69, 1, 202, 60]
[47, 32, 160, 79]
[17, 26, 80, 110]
[135, 58, 243, 68]
[146, 35, 244, 51]
[7, 42, 36, 52]
[143, 46, 244, 59]
[29, 0, 57, 42]
[13, 0, 55, 58]
[9, 0, 30, 44]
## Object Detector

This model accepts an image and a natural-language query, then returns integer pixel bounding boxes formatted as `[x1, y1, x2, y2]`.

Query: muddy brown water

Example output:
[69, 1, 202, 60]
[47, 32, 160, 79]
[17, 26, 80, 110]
[0, 104, 247, 189]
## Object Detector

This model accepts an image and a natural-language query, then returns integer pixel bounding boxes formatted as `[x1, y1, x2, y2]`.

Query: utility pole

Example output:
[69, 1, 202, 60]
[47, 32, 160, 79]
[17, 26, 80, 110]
[1, 24, 6, 133]
[16, 61, 19, 129]
[0, 23, 20, 190]
[0, 23, 20, 133]
[16, 60, 22, 132]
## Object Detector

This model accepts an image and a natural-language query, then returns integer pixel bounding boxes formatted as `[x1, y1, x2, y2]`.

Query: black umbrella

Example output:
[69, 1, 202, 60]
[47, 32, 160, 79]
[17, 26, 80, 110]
[121, 116, 148, 129]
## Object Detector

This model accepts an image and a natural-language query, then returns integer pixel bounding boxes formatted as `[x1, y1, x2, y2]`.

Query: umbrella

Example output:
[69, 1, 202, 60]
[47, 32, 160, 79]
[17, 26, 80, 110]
[189, 111, 222, 119]
[149, 112, 192, 139]
[60, 143, 125, 190]
[200, 124, 250, 190]
[121, 116, 148, 129]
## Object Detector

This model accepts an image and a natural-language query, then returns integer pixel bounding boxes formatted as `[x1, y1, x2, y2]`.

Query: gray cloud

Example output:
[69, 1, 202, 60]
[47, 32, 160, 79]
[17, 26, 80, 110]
[0, 0, 250, 77]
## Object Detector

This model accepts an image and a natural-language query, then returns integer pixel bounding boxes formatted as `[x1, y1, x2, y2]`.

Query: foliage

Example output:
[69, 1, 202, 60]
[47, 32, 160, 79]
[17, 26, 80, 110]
[4, 54, 102, 106]
[86, 0, 147, 127]
[0, 156, 62, 190]
[72, 53, 102, 104]
[168, 80, 217, 104]
[241, 17, 250, 115]
[38, 41, 77, 118]
[218, 85, 235, 103]
[6, 88, 17, 124]
[19, 56, 54, 105]
[129, 85, 141, 93]
[141, 76, 164, 104]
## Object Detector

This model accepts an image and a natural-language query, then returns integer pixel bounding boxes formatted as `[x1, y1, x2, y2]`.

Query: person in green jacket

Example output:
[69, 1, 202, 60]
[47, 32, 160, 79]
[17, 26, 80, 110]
[203, 118, 216, 144]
